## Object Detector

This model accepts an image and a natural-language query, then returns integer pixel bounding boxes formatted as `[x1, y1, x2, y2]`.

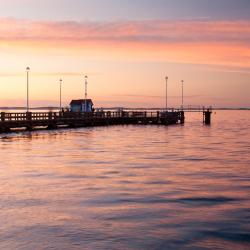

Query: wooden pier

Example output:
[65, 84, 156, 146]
[0, 110, 184, 133]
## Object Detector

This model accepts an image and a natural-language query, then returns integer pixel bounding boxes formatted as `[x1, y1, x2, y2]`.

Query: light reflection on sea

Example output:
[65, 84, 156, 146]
[0, 111, 249, 249]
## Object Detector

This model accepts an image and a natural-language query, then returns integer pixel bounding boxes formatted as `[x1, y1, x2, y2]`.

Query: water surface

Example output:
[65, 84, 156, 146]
[0, 111, 249, 249]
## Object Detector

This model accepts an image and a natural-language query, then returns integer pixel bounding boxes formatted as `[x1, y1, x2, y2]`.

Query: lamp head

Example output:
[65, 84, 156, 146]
[26, 67, 30, 71]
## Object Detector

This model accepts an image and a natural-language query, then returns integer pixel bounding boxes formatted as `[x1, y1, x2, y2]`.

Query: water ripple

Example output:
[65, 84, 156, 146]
[0, 111, 249, 249]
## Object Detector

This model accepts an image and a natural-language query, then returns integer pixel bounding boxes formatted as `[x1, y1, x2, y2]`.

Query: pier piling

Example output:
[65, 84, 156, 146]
[203, 108, 212, 125]
[180, 111, 185, 124]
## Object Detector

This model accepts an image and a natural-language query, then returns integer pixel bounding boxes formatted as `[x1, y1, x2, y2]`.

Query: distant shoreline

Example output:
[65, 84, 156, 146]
[0, 107, 249, 111]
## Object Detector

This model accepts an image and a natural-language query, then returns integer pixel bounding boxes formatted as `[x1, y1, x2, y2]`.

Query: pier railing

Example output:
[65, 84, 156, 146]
[0, 110, 184, 132]
[0, 110, 181, 122]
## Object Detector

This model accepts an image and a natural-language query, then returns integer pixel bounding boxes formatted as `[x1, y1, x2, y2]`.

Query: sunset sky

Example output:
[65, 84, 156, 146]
[0, 0, 249, 108]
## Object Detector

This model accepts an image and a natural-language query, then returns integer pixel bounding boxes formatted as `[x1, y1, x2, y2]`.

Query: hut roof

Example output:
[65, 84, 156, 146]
[70, 99, 93, 105]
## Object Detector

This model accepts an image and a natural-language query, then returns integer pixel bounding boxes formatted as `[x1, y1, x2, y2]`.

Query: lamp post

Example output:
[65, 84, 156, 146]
[26, 67, 30, 112]
[84, 75, 88, 112]
[181, 80, 184, 110]
[59, 78, 62, 111]
[165, 76, 168, 111]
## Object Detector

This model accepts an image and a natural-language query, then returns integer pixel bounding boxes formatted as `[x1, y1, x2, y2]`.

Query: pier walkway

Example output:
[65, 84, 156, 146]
[0, 110, 184, 133]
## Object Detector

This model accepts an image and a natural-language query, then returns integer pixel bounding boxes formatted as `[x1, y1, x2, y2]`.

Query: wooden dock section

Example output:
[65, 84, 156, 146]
[0, 110, 184, 133]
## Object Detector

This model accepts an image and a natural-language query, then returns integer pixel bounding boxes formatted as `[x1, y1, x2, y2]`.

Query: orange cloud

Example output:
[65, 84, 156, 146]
[1, 18, 250, 68]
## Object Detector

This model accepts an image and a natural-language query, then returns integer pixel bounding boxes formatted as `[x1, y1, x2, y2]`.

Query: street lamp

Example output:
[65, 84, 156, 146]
[59, 78, 62, 111]
[165, 76, 168, 111]
[181, 80, 184, 110]
[26, 67, 30, 112]
[84, 75, 88, 112]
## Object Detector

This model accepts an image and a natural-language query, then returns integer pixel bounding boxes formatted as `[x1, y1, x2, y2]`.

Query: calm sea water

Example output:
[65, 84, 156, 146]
[0, 111, 249, 250]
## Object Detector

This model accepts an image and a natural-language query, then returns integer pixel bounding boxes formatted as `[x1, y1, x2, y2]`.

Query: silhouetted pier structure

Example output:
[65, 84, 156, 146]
[203, 108, 212, 125]
[0, 110, 184, 133]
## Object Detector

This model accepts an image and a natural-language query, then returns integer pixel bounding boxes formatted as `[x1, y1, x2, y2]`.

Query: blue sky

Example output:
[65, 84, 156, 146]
[0, 0, 250, 21]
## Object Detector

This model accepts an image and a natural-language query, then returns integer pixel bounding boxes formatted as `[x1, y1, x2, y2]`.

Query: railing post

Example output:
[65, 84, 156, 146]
[48, 112, 52, 120]
[157, 111, 160, 121]
[1, 112, 5, 122]
[26, 112, 32, 131]
[26, 112, 32, 121]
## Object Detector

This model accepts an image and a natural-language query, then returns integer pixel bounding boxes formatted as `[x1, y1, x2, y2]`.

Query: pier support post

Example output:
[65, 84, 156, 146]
[26, 112, 32, 131]
[157, 111, 160, 123]
[47, 124, 57, 130]
[0, 126, 10, 133]
[203, 109, 212, 125]
[47, 112, 57, 129]
[180, 111, 185, 124]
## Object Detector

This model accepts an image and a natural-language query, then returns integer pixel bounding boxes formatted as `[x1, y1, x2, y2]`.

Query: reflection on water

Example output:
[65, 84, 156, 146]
[0, 111, 250, 249]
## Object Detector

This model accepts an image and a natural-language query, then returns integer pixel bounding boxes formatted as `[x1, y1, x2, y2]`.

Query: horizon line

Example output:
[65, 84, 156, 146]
[0, 106, 249, 111]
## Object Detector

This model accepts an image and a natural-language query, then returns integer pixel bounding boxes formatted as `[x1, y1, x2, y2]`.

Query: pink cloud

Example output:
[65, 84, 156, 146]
[0, 18, 250, 68]
[1, 18, 250, 43]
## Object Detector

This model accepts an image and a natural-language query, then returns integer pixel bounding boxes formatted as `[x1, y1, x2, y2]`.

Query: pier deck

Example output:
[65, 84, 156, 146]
[0, 110, 184, 133]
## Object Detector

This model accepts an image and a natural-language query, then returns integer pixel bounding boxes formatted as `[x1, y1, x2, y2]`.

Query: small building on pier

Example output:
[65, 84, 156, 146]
[70, 99, 94, 112]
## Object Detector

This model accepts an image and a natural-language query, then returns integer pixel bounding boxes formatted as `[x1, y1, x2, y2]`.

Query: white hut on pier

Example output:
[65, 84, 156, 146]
[70, 99, 94, 112]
